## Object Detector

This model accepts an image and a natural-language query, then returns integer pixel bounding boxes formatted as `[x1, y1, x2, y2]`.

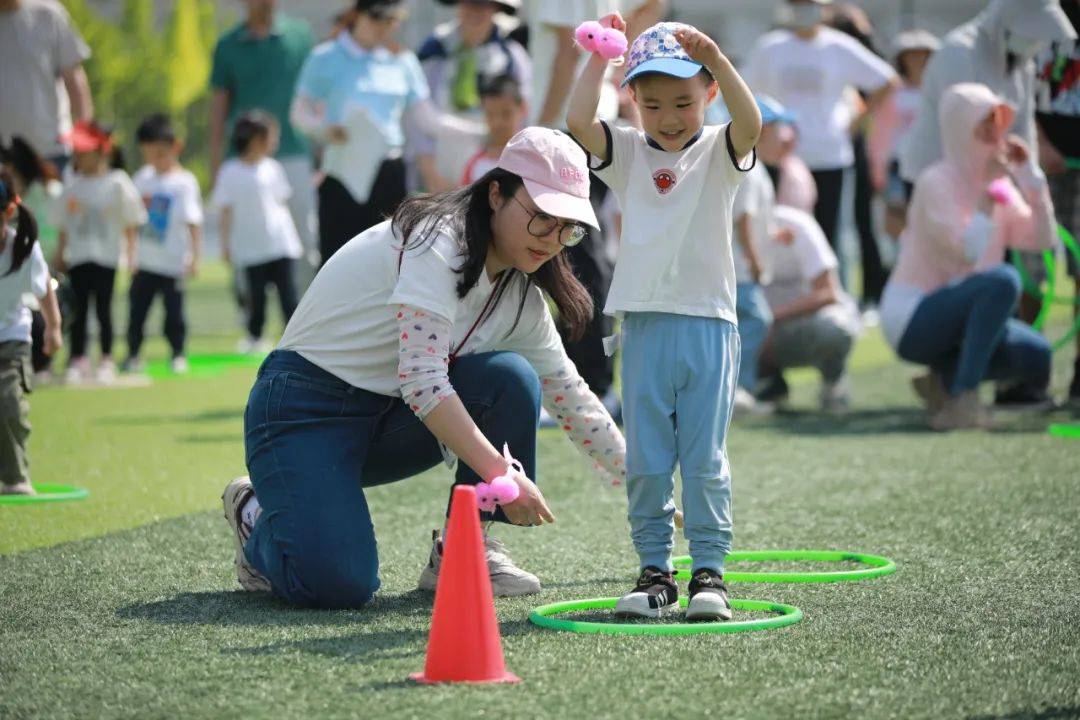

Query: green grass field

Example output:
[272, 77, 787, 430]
[2, 263, 1079, 720]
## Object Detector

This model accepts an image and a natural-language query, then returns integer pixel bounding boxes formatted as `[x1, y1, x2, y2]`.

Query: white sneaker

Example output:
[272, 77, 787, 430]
[734, 387, 774, 417]
[236, 336, 257, 354]
[95, 358, 116, 385]
[1, 481, 35, 496]
[820, 377, 851, 413]
[253, 339, 273, 354]
[418, 526, 542, 597]
[221, 477, 272, 592]
[615, 567, 679, 618]
[170, 356, 189, 374]
[64, 356, 90, 385]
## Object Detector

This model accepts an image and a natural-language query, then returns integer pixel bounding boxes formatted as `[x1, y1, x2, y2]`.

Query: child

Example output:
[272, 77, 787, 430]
[568, 17, 761, 620]
[459, 75, 529, 186]
[124, 114, 204, 374]
[212, 111, 302, 354]
[0, 168, 63, 496]
[54, 121, 146, 384]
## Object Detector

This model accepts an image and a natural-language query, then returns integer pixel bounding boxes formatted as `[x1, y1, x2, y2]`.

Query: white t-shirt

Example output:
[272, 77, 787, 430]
[732, 162, 776, 285]
[131, 166, 203, 278]
[762, 204, 848, 310]
[278, 219, 568, 394]
[744, 27, 896, 169]
[61, 170, 147, 269]
[527, 0, 619, 126]
[211, 158, 302, 268]
[592, 122, 751, 323]
[0, 229, 49, 344]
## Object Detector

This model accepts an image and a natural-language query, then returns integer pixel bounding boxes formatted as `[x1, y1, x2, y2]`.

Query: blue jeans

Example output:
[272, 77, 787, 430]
[897, 264, 1051, 395]
[621, 313, 738, 574]
[735, 282, 773, 392]
[243, 349, 541, 609]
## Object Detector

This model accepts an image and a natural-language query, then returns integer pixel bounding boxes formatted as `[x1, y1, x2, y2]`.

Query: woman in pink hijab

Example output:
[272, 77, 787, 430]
[880, 83, 1056, 430]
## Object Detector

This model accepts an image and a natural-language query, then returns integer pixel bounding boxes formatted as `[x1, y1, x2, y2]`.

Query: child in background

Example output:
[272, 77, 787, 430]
[124, 114, 204, 375]
[54, 122, 146, 385]
[568, 17, 761, 621]
[0, 168, 63, 496]
[213, 111, 302, 354]
[459, 75, 529, 186]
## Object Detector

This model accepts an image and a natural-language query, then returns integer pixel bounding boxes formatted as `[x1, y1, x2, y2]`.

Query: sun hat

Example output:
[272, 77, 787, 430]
[497, 127, 598, 229]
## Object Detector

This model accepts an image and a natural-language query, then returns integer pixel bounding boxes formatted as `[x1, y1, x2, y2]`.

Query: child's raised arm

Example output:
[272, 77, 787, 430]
[674, 27, 761, 160]
[566, 12, 627, 159]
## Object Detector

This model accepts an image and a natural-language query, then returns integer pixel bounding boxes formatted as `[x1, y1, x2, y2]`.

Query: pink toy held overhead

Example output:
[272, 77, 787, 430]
[987, 177, 1014, 206]
[475, 443, 522, 512]
[575, 21, 628, 61]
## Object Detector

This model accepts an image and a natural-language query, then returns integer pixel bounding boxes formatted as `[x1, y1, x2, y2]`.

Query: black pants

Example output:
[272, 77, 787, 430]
[810, 167, 846, 254]
[318, 159, 406, 266]
[127, 269, 186, 359]
[245, 257, 298, 340]
[558, 178, 615, 398]
[853, 135, 888, 304]
[30, 311, 50, 373]
[68, 262, 116, 359]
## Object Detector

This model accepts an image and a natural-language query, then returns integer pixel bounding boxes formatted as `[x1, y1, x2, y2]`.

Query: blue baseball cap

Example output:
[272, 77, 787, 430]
[757, 95, 796, 125]
[622, 22, 705, 87]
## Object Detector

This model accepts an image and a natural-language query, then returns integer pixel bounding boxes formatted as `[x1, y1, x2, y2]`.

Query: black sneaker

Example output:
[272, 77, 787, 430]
[1069, 362, 1080, 407]
[756, 373, 790, 406]
[993, 382, 1055, 412]
[686, 568, 733, 621]
[615, 566, 679, 618]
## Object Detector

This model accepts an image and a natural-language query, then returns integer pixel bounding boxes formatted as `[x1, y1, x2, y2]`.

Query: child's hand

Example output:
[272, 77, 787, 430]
[674, 27, 724, 71]
[326, 125, 349, 144]
[774, 227, 796, 245]
[599, 11, 627, 33]
[43, 327, 63, 357]
[51, 253, 65, 273]
[186, 260, 199, 278]
[221, 245, 231, 266]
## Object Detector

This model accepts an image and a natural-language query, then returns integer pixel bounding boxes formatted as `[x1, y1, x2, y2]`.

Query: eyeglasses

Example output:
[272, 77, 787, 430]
[512, 195, 587, 248]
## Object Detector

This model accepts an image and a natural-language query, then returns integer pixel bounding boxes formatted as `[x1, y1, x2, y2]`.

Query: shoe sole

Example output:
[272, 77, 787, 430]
[221, 477, 271, 593]
[685, 603, 734, 622]
[417, 569, 541, 597]
[614, 599, 679, 619]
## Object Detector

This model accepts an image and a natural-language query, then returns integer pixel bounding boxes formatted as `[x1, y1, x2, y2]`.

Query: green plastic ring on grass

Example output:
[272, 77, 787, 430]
[671, 550, 896, 583]
[529, 596, 802, 635]
[0, 483, 89, 505]
[1048, 423, 1080, 438]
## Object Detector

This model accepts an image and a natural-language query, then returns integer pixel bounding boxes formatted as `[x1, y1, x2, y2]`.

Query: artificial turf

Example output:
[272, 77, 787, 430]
[1, 263, 1078, 719]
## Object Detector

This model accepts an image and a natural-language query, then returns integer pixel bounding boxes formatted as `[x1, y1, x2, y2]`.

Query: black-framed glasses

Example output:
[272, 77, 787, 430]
[512, 195, 587, 248]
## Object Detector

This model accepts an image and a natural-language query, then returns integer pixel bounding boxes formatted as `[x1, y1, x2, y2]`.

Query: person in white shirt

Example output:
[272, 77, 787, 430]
[743, 0, 898, 258]
[756, 205, 860, 411]
[220, 127, 627, 608]
[124, 115, 203, 375]
[0, 169, 62, 496]
[53, 122, 146, 384]
[213, 112, 303, 354]
[569, 18, 760, 621]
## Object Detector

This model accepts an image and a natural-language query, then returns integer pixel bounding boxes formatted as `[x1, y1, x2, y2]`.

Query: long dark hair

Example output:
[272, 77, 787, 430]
[391, 168, 594, 341]
[0, 137, 59, 188]
[0, 167, 39, 277]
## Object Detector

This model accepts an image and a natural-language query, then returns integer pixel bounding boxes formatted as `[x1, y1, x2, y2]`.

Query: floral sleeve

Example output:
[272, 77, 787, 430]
[541, 361, 627, 486]
[397, 305, 457, 418]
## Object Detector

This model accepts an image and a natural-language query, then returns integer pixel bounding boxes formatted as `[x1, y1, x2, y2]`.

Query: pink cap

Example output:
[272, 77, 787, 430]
[497, 127, 599, 229]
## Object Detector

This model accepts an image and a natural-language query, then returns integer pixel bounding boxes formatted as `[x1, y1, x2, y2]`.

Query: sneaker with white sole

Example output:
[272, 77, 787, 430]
[685, 568, 733, 621]
[615, 566, 679, 618]
[221, 477, 271, 593]
[417, 526, 542, 597]
[170, 356, 189, 374]
[1, 481, 35, 496]
[95, 358, 116, 385]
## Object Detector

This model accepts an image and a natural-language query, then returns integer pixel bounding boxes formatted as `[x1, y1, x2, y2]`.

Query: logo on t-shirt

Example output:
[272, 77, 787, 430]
[142, 193, 173, 244]
[652, 169, 677, 195]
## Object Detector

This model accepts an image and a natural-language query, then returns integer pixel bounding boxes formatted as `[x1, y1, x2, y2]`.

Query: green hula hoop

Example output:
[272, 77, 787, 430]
[0, 483, 89, 505]
[529, 596, 802, 636]
[1048, 423, 1080, 439]
[672, 550, 896, 583]
[1010, 224, 1080, 352]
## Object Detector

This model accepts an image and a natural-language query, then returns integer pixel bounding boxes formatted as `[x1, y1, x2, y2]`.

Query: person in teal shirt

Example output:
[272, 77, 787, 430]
[210, 0, 316, 258]
[290, 0, 431, 265]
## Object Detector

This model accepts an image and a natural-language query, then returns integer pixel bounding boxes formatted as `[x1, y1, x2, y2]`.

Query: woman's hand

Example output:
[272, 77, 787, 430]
[326, 125, 349, 144]
[501, 474, 556, 526]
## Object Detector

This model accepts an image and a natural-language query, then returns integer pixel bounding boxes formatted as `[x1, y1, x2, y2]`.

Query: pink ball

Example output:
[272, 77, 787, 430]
[987, 177, 1013, 206]
[596, 28, 628, 59]
[575, 21, 604, 52]
[488, 476, 520, 505]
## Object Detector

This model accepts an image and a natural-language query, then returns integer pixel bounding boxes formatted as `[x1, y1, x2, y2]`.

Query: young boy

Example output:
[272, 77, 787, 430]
[568, 18, 761, 621]
[459, 74, 529, 186]
[124, 114, 204, 374]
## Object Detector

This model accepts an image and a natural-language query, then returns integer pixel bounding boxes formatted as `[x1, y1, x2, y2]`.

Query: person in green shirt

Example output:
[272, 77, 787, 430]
[209, 0, 316, 260]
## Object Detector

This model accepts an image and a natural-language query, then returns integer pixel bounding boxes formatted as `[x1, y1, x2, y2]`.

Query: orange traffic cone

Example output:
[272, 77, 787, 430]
[410, 485, 520, 684]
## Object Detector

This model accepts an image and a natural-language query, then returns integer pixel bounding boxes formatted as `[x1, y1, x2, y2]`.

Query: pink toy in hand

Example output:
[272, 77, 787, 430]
[987, 177, 1014, 206]
[475, 443, 522, 512]
[575, 21, 628, 61]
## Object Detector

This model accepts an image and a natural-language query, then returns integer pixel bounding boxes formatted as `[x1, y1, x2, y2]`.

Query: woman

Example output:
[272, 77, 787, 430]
[222, 127, 627, 609]
[290, 0, 429, 265]
[880, 84, 1056, 430]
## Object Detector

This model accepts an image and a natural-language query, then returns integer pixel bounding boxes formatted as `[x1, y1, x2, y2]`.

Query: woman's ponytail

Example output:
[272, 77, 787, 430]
[0, 168, 39, 276]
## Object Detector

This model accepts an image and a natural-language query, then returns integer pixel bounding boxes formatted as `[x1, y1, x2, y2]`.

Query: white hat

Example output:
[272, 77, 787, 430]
[892, 29, 941, 58]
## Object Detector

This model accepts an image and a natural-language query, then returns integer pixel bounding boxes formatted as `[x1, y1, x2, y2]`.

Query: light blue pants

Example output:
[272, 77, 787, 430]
[621, 312, 738, 574]
[735, 282, 773, 392]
